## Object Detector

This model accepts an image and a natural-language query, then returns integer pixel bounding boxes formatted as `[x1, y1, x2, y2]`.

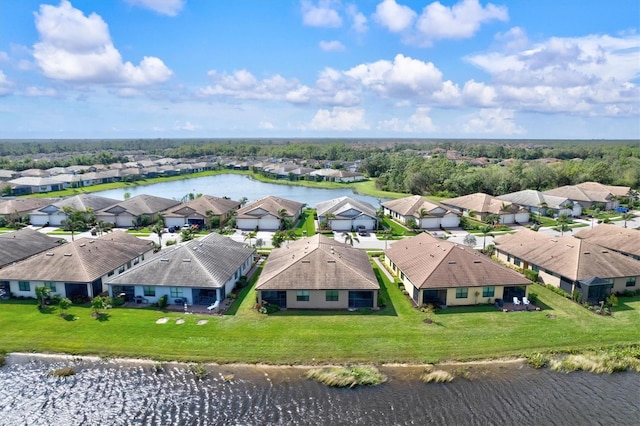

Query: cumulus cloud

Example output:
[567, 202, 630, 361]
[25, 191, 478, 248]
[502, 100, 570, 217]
[301, 0, 342, 28]
[378, 106, 436, 132]
[373, 0, 416, 33]
[24, 86, 57, 97]
[125, 0, 185, 16]
[466, 33, 640, 115]
[494, 26, 528, 52]
[33, 1, 172, 85]
[416, 0, 508, 41]
[319, 40, 346, 52]
[0, 69, 12, 95]
[463, 108, 524, 135]
[309, 107, 369, 131]
[346, 4, 368, 34]
[174, 121, 199, 131]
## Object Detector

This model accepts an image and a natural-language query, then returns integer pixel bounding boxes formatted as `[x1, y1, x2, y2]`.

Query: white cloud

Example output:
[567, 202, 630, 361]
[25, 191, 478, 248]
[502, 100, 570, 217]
[461, 80, 496, 106]
[259, 121, 275, 129]
[24, 86, 57, 97]
[201, 69, 299, 101]
[416, 0, 508, 41]
[33, 1, 172, 85]
[378, 106, 436, 132]
[0, 51, 9, 62]
[309, 107, 369, 130]
[319, 40, 346, 52]
[494, 26, 528, 52]
[125, 0, 185, 16]
[463, 108, 524, 135]
[174, 121, 199, 131]
[301, 0, 342, 28]
[346, 5, 368, 34]
[0, 69, 12, 95]
[373, 0, 416, 33]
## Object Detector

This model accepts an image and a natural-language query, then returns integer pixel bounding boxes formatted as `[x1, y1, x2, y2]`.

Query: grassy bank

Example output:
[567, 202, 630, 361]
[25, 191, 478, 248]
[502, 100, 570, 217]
[1, 268, 639, 365]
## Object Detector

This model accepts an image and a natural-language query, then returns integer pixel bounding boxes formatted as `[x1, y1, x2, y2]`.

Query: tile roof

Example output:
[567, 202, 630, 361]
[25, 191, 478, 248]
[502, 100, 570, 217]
[256, 234, 379, 291]
[381, 195, 459, 218]
[0, 228, 65, 268]
[574, 225, 640, 259]
[107, 233, 255, 289]
[0, 231, 153, 283]
[0, 198, 59, 215]
[442, 193, 522, 215]
[162, 195, 240, 218]
[236, 196, 304, 219]
[575, 182, 630, 197]
[34, 194, 119, 213]
[98, 194, 180, 217]
[315, 196, 377, 219]
[384, 232, 530, 289]
[543, 185, 613, 203]
[496, 190, 572, 209]
[494, 229, 640, 281]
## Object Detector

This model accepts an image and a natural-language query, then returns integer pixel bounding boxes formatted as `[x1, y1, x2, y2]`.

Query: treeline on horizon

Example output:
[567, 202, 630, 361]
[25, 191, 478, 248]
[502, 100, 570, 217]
[0, 138, 638, 195]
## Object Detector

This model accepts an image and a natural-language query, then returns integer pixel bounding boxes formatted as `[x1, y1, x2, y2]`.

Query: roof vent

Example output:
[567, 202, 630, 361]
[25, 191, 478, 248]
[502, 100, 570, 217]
[89, 240, 95, 243]
[550, 239, 558, 242]
[327, 260, 336, 263]
[584, 251, 590, 254]
[45, 252, 54, 256]
[473, 260, 482, 263]
[448, 261, 456, 264]
[160, 258, 169, 263]
[601, 250, 608, 253]
[80, 243, 86, 247]
[566, 244, 574, 248]
[182, 259, 191, 263]
[64, 253, 72, 257]
[302, 260, 310, 264]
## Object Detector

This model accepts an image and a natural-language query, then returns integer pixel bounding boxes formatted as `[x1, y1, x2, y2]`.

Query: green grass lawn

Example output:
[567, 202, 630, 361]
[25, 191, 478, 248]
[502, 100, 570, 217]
[381, 217, 417, 236]
[294, 209, 317, 237]
[1, 265, 638, 364]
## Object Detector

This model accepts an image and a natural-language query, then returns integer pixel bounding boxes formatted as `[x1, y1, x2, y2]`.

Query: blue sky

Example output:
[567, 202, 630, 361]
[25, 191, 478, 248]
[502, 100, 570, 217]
[0, 0, 638, 139]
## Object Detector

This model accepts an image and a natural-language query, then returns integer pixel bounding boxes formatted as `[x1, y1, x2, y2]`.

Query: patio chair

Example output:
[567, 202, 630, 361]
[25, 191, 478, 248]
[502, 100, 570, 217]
[207, 300, 220, 311]
[523, 296, 530, 305]
[513, 297, 521, 305]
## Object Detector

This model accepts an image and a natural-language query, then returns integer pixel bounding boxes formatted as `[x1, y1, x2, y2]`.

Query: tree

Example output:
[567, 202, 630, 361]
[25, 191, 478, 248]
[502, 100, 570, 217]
[277, 208, 289, 230]
[342, 231, 359, 246]
[479, 225, 493, 251]
[244, 230, 257, 247]
[272, 230, 296, 248]
[463, 234, 477, 248]
[124, 191, 131, 200]
[35, 285, 51, 309]
[239, 197, 248, 207]
[554, 213, 571, 236]
[485, 214, 500, 228]
[378, 229, 393, 249]
[151, 222, 164, 248]
[59, 297, 72, 314]
[181, 227, 196, 242]
[320, 212, 335, 230]
[627, 189, 639, 208]
[621, 212, 636, 228]
[61, 206, 94, 241]
[91, 295, 112, 316]
[499, 202, 511, 224]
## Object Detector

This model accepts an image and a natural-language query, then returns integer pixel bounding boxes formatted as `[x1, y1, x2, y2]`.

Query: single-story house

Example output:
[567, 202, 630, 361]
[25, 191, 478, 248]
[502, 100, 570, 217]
[575, 182, 630, 198]
[384, 232, 531, 307]
[95, 194, 180, 228]
[309, 169, 366, 183]
[497, 190, 581, 217]
[106, 233, 255, 306]
[236, 196, 304, 231]
[442, 192, 530, 224]
[29, 194, 119, 226]
[574, 225, 640, 261]
[543, 185, 618, 210]
[6, 176, 65, 195]
[0, 198, 59, 221]
[0, 231, 155, 300]
[316, 196, 377, 232]
[161, 195, 241, 229]
[255, 234, 379, 309]
[494, 229, 640, 303]
[381, 195, 461, 229]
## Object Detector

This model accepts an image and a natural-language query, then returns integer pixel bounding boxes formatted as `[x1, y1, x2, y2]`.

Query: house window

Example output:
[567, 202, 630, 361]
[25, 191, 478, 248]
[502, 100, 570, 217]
[44, 282, 56, 291]
[456, 288, 468, 299]
[514, 257, 521, 266]
[118, 265, 125, 273]
[507, 254, 512, 262]
[296, 290, 310, 302]
[170, 288, 183, 298]
[133, 257, 140, 265]
[107, 270, 115, 276]
[626, 277, 637, 287]
[19, 281, 30, 292]
[143, 286, 155, 297]
[531, 264, 539, 272]
[482, 286, 495, 298]
[325, 290, 339, 302]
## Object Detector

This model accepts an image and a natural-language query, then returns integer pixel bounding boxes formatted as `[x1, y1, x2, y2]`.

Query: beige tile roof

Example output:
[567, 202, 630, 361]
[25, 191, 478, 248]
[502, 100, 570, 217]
[315, 196, 377, 219]
[442, 193, 522, 215]
[496, 190, 572, 210]
[574, 225, 640, 259]
[384, 233, 530, 289]
[162, 195, 240, 218]
[98, 194, 180, 217]
[381, 195, 459, 218]
[236, 196, 304, 220]
[543, 185, 613, 203]
[494, 229, 640, 281]
[256, 234, 379, 291]
[0, 231, 153, 283]
[0, 198, 59, 216]
[0, 228, 65, 268]
[575, 182, 630, 197]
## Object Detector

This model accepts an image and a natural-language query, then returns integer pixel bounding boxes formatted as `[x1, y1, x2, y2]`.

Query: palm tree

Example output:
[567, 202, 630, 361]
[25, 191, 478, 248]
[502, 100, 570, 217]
[342, 231, 359, 246]
[277, 208, 288, 230]
[622, 212, 636, 228]
[485, 214, 500, 228]
[626, 189, 639, 208]
[151, 222, 164, 248]
[590, 207, 601, 228]
[321, 212, 335, 230]
[239, 197, 248, 207]
[554, 213, 571, 236]
[499, 202, 511, 225]
[244, 230, 257, 247]
[479, 225, 493, 251]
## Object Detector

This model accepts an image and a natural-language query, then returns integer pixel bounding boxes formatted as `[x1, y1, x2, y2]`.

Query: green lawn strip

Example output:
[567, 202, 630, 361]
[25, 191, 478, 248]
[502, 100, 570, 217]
[381, 217, 417, 236]
[293, 209, 317, 237]
[1, 284, 638, 364]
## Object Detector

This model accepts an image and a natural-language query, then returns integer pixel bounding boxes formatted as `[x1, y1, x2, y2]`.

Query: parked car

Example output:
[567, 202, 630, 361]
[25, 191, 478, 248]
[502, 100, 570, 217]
[356, 225, 368, 236]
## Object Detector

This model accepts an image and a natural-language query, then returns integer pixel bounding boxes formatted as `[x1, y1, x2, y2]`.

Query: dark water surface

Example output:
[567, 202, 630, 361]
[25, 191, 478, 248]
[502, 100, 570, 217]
[1, 355, 639, 425]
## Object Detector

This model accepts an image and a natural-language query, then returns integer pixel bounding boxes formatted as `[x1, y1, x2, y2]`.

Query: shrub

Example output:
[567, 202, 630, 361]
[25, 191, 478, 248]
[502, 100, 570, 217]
[165, 239, 177, 246]
[421, 370, 454, 383]
[377, 293, 386, 307]
[527, 353, 549, 369]
[306, 366, 387, 388]
[227, 293, 237, 300]
[112, 297, 125, 307]
[545, 284, 570, 299]
[236, 276, 248, 288]
[157, 295, 168, 309]
[50, 367, 76, 377]
[527, 293, 538, 304]
[523, 269, 539, 283]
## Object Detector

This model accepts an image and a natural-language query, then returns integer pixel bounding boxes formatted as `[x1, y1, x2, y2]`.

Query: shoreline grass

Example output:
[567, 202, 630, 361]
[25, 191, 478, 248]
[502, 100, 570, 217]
[306, 366, 387, 387]
[421, 370, 454, 383]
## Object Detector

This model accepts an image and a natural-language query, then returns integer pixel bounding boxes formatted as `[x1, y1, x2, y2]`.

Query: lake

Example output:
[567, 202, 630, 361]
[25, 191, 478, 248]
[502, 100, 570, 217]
[1, 354, 639, 425]
[93, 174, 386, 208]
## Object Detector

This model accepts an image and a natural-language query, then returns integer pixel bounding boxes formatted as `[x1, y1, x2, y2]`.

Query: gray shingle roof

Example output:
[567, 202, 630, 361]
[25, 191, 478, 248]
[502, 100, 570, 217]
[497, 190, 572, 210]
[381, 195, 459, 218]
[162, 195, 240, 218]
[384, 232, 530, 289]
[0, 198, 59, 216]
[35, 194, 119, 213]
[256, 234, 379, 291]
[316, 196, 377, 219]
[106, 233, 254, 288]
[0, 228, 65, 268]
[98, 194, 180, 217]
[236, 196, 304, 219]
[574, 225, 640, 259]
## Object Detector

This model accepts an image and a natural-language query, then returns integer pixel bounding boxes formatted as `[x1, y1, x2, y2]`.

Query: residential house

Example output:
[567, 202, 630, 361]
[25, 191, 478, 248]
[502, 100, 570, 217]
[106, 232, 254, 305]
[7, 176, 65, 195]
[29, 194, 119, 226]
[316, 196, 377, 231]
[0, 231, 155, 300]
[95, 194, 180, 228]
[255, 234, 379, 309]
[442, 193, 529, 224]
[543, 185, 618, 210]
[384, 232, 531, 307]
[497, 189, 581, 217]
[381, 195, 461, 229]
[575, 182, 630, 198]
[0, 228, 65, 281]
[494, 229, 640, 303]
[574, 225, 640, 261]
[236, 196, 304, 230]
[161, 195, 241, 229]
[0, 197, 59, 221]
[309, 169, 366, 183]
